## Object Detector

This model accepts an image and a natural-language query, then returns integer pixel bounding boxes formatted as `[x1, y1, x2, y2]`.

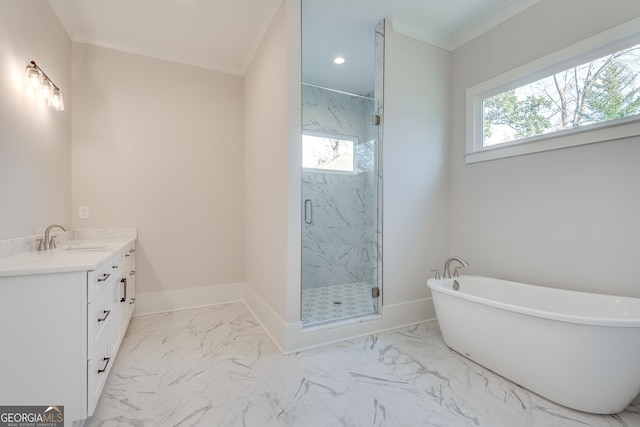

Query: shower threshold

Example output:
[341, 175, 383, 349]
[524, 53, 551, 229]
[302, 282, 378, 326]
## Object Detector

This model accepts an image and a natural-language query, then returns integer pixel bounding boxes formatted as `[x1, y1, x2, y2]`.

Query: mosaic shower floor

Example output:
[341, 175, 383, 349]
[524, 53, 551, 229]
[301, 282, 377, 325]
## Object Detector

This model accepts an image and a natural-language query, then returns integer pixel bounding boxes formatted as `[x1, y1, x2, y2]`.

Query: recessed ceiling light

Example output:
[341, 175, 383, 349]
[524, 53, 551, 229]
[333, 56, 346, 65]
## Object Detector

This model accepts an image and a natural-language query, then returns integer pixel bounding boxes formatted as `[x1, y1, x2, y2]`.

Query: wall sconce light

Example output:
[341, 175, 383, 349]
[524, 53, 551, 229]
[24, 60, 64, 111]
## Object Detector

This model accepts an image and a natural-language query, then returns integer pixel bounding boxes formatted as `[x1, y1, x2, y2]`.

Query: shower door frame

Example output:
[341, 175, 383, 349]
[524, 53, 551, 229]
[300, 18, 385, 327]
[300, 85, 382, 326]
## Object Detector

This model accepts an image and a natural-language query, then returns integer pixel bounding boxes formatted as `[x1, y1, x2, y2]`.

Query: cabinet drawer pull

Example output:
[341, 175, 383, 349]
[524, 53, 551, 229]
[97, 273, 110, 282]
[129, 248, 136, 253]
[125, 253, 130, 257]
[120, 277, 127, 303]
[112, 264, 119, 269]
[97, 357, 111, 374]
[129, 297, 136, 305]
[97, 310, 111, 322]
[129, 270, 136, 276]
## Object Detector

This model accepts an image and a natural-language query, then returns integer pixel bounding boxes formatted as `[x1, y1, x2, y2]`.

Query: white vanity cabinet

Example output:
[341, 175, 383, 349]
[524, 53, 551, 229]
[115, 245, 136, 344]
[0, 238, 136, 427]
[86, 242, 136, 415]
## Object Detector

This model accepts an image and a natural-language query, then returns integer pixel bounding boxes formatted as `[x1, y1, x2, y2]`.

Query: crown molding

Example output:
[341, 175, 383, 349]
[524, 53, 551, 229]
[390, 0, 540, 51]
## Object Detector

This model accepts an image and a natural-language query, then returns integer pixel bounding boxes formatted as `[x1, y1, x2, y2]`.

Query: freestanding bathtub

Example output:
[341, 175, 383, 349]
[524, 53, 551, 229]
[427, 275, 640, 414]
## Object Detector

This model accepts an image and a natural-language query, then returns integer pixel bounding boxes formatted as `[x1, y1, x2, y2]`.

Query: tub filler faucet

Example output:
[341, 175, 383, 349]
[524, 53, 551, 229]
[443, 257, 470, 278]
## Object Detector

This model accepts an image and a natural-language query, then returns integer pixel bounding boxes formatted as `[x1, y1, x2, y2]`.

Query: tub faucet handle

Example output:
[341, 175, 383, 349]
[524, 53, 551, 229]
[453, 266, 462, 277]
[430, 269, 441, 279]
[443, 257, 470, 278]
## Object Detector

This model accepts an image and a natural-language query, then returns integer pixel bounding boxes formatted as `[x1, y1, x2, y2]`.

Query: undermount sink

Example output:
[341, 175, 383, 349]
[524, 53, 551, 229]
[62, 244, 108, 251]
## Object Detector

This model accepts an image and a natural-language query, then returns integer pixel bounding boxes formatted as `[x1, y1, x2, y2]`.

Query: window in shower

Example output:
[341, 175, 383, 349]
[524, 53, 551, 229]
[302, 132, 356, 173]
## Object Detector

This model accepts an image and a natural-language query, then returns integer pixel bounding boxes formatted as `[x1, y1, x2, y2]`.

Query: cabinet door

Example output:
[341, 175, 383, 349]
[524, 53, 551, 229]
[110, 274, 121, 353]
[116, 274, 129, 346]
[0, 272, 88, 423]
[127, 266, 136, 319]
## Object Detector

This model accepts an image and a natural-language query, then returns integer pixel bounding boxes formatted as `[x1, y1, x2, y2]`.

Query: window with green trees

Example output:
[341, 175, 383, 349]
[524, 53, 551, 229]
[465, 19, 640, 163]
[483, 43, 640, 147]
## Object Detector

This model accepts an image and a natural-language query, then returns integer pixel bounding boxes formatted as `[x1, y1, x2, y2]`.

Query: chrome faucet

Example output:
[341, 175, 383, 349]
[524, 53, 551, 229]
[443, 257, 470, 278]
[39, 224, 70, 251]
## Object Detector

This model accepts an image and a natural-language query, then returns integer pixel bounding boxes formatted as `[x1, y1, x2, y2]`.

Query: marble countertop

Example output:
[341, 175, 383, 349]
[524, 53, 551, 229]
[0, 228, 136, 278]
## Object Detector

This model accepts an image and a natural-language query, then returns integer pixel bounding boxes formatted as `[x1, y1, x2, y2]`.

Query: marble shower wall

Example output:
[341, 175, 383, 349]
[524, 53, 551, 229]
[302, 84, 378, 290]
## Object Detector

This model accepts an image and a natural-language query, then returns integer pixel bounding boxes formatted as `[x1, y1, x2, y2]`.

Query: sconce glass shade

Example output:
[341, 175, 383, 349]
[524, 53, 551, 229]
[40, 79, 54, 101]
[47, 87, 64, 111]
[25, 61, 64, 111]
[24, 66, 43, 96]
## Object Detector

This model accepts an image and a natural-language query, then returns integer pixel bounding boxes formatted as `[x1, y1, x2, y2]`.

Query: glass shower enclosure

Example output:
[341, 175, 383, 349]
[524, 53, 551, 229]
[300, 83, 381, 326]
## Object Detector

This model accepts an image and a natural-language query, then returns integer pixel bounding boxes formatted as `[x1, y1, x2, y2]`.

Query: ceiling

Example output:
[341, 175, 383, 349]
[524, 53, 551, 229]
[304, 0, 539, 95]
[47, 0, 282, 75]
[48, 0, 539, 95]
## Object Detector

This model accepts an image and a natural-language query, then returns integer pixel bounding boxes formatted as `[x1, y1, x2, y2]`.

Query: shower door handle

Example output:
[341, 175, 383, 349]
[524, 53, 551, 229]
[304, 199, 313, 224]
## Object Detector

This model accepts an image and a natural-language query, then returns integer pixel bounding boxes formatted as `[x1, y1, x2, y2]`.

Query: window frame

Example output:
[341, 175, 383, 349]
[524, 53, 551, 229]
[301, 130, 358, 174]
[465, 18, 640, 164]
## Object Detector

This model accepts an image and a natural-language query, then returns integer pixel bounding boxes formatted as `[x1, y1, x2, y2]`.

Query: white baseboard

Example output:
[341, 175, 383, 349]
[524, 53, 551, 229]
[242, 285, 287, 353]
[243, 285, 436, 353]
[134, 282, 245, 316]
[283, 298, 436, 353]
[133, 283, 436, 354]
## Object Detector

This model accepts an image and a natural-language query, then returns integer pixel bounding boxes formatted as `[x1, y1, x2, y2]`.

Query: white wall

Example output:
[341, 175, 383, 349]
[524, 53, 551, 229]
[243, 0, 302, 339]
[243, 12, 453, 352]
[450, 0, 640, 297]
[383, 24, 451, 305]
[12, 0, 634, 355]
[0, 1, 71, 239]
[72, 44, 244, 295]
[277, 23, 451, 352]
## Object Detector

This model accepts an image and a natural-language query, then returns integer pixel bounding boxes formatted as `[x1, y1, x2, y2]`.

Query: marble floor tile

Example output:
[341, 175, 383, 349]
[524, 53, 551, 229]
[86, 303, 640, 427]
